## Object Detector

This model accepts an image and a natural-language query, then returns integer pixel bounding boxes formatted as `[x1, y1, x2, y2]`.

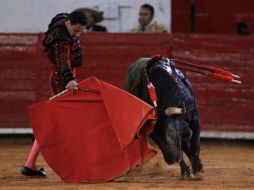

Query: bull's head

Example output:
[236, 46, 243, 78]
[151, 106, 192, 165]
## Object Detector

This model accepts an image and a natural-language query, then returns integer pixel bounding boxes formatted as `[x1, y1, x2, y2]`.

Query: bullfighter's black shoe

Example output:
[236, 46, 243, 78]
[21, 166, 46, 177]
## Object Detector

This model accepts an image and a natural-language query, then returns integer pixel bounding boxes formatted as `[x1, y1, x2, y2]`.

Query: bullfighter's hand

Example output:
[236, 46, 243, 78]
[65, 80, 79, 91]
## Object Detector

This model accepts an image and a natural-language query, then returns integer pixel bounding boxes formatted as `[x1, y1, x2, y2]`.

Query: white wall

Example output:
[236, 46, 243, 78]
[0, 0, 171, 33]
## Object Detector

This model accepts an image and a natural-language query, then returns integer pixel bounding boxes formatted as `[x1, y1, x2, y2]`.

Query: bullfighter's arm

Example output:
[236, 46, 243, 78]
[53, 41, 75, 86]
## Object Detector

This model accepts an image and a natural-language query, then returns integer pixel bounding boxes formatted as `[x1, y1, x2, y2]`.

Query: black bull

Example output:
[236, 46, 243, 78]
[124, 56, 204, 179]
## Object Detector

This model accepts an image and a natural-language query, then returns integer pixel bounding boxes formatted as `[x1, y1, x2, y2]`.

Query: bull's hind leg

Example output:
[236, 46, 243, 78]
[188, 112, 204, 174]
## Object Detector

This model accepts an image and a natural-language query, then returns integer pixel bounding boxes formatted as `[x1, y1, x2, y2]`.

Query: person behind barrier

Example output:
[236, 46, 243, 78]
[130, 3, 167, 33]
[76, 8, 107, 32]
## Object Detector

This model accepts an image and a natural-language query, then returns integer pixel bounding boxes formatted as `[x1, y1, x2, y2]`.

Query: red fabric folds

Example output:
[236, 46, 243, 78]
[27, 76, 157, 183]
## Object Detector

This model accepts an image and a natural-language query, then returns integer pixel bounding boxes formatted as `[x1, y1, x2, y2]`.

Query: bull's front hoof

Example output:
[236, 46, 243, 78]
[181, 172, 203, 181]
[192, 172, 203, 180]
[181, 169, 194, 180]
[191, 158, 204, 174]
[198, 167, 205, 173]
[193, 164, 205, 174]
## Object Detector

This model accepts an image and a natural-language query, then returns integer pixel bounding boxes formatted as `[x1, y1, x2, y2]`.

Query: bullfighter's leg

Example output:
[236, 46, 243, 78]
[24, 139, 40, 170]
[21, 139, 46, 177]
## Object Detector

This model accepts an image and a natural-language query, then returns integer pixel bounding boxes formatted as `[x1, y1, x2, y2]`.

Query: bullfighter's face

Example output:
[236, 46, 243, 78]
[65, 20, 85, 37]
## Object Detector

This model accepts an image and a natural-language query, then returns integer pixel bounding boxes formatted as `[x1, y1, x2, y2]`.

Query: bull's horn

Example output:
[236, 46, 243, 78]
[164, 107, 184, 116]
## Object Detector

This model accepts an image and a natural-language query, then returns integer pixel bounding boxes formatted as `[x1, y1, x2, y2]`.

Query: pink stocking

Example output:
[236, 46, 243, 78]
[24, 139, 40, 170]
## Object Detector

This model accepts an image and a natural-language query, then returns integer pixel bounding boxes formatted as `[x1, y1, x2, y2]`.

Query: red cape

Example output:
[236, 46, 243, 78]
[27, 76, 157, 183]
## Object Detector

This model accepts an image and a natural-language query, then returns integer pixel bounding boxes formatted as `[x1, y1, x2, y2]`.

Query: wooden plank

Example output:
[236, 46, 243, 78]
[0, 79, 36, 90]
[0, 101, 34, 113]
[0, 33, 39, 45]
[0, 91, 36, 101]
[196, 0, 254, 14]
[0, 112, 29, 126]
[0, 69, 37, 80]
[80, 33, 171, 45]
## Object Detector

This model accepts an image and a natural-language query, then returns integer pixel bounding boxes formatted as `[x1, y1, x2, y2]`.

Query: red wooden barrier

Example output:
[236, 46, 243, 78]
[171, 0, 192, 33]
[0, 32, 253, 138]
[195, 0, 254, 34]
[172, 34, 254, 135]
[0, 33, 40, 129]
[172, 0, 254, 34]
[0, 33, 171, 129]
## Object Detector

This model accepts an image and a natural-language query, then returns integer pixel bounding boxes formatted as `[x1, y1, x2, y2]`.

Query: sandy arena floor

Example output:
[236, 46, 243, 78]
[0, 136, 253, 190]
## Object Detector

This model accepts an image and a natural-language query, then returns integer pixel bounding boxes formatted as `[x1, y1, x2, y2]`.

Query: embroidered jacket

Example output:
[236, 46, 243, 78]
[43, 13, 83, 93]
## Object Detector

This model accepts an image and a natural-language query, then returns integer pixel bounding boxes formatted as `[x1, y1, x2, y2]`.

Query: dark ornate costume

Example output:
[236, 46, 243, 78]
[43, 13, 83, 95]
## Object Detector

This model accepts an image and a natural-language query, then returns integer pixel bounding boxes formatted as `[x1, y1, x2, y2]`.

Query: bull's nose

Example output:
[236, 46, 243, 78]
[164, 154, 176, 165]
[165, 156, 181, 165]
[164, 153, 181, 165]
[165, 159, 175, 165]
